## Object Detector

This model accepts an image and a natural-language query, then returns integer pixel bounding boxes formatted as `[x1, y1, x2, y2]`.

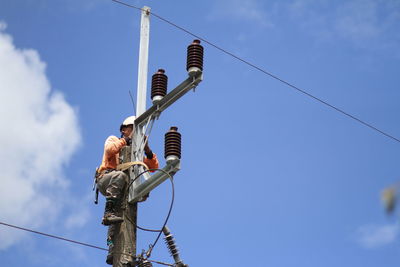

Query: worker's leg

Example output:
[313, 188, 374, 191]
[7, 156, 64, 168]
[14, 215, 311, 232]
[98, 171, 128, 225]
[104, 170, 128, 199]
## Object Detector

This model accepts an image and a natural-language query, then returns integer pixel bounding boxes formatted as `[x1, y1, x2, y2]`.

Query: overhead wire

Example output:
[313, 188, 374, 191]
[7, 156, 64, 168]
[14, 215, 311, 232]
[148, 258, 174, 266]
[4, 146, 177, 262]
[128, 90, 137, 116]
[111, 0, 400, 144]
[10, 0, 394, 264]
[0, 221, 174, 266]
[0, 166, 176, 264]
[0, 221, 107, 251]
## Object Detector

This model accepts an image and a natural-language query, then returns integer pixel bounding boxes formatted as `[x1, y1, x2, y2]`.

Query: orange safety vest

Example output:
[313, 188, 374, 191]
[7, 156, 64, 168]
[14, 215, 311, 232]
[98, 135, 159, 175]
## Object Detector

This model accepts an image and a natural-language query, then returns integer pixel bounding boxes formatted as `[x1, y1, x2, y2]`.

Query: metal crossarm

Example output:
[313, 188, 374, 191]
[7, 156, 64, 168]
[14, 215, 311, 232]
[130, 159, 180, 203]
[134, 73, 203, 127]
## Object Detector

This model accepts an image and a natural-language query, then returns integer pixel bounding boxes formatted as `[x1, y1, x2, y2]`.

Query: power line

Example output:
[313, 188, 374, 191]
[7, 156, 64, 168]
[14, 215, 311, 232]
[111, 0, 400, 144]
[148, 258, 174, 266]
[0, 221, 174, 266]
[0, 168, 176, 263]
[0, 221, 107, 251]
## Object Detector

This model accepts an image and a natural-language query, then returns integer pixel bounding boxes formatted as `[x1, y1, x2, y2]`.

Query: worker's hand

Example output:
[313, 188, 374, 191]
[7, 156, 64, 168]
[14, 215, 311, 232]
[143, 136, 154, 159]
[124, 136, 131, 146]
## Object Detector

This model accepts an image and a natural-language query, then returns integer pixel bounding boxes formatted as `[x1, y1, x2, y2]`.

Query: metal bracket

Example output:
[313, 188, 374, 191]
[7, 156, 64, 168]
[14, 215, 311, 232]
[134, 72, 203, 128]
[129, 159, 181, 203]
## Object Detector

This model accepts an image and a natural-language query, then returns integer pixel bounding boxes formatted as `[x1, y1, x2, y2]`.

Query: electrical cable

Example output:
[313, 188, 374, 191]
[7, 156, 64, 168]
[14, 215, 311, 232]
[147, 258, 174, 266]
[139, 225, 160, 233]
[111, 0, 400, 144]
[0, 165, 175, 263]
[126, 168, 175, 258]
[148, 170, 174, 257]
[112, 0, 141, 10]
[128, 168, 175, 233]
[0, 221, 108, 251]
[128, 90, 137, 116]
[0, 221, 174, 266]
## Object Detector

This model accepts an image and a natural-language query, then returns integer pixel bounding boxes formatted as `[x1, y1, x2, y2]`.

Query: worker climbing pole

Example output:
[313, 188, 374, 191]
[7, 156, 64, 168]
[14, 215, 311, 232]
[94, 5, 204, 267]
[95, 116, 159, 265]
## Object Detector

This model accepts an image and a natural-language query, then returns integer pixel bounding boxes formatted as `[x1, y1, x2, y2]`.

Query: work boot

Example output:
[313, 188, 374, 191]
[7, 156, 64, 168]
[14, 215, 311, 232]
[102, 199, 123, 226]
[106, 252, 113, 265]
[106, 239, 114, 265]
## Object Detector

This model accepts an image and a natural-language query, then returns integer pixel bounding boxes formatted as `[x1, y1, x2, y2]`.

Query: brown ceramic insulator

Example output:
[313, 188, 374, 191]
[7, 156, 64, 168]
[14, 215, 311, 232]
[186, 39, 204, 71]
[151, 69, 168, 100]
[165, 126, 181, 159]
[164, 233, 179, 258]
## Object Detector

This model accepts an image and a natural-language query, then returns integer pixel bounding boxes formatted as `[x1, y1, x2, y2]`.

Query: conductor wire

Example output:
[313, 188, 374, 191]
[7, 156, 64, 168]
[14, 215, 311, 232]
[111, 0, 400, 144]
[0, 221, 174, 265]
[127, 168, 175, 257]
[0, 221, 107, 251]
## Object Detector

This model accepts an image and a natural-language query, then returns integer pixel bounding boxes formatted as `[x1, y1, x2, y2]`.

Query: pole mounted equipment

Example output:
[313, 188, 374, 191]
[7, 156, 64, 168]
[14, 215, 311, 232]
[186, 40, 204, 76]
[151, 69, 168, 103]
[130, 38, 204, 203]
[128, 37, 203, 264]
[113, 5, 204, 266]
[162, 225, 189, 266]
[165, 127, 181, 163]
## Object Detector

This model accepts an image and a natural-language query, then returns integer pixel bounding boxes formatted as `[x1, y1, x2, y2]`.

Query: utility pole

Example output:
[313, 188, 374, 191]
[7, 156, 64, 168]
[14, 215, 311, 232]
[112, 7, 150, 267]
[112, 5, 203, 267]
[112, 146, 137, 267]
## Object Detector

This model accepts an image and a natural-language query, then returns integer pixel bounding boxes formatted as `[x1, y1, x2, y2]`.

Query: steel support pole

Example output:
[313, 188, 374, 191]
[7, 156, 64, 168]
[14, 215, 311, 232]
[136, 6, 150, 117]
[113, 7, 151, 267]
[131, 6, 151, 198]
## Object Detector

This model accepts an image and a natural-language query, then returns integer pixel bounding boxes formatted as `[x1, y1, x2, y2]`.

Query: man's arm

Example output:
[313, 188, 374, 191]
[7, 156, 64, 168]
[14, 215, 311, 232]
[143, 138, 159, 169]
[144, 153, 159, 170]
[104, 136, 128, 155]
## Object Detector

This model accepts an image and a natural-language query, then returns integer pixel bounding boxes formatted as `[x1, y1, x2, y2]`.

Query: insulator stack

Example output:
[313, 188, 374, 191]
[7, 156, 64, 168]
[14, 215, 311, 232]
[151, 69, 168, 103]
[164, 126, 181, 162]
[164, 232, 180, 259]
[163, 226, 182, 264]
[138, 259, 153, 267]
[186, 39, 203, 76]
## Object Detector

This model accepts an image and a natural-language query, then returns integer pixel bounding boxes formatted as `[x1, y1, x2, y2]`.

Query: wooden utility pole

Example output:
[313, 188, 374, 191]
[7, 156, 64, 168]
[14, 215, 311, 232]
[112, 146, 137, 267]
[112, 6, 151, 267]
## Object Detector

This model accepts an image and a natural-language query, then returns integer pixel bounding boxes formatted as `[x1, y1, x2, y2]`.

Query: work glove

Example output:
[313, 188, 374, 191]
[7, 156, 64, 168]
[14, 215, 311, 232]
[124, 136, 132, 146]
[143, 136, 154, 159]
[145, 149, 153, 159]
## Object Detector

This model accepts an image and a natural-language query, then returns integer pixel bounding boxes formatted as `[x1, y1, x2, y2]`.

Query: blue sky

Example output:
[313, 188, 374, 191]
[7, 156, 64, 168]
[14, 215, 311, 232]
[1, 0, 400, 266]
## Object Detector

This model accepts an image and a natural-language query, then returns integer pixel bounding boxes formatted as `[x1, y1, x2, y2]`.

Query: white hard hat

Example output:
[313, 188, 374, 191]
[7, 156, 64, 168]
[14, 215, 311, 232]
[120, 115, 136, 131]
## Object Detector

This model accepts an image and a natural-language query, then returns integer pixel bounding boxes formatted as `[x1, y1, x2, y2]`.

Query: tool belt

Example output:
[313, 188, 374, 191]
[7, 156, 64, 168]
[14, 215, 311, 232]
[96, 168, 116, 180]
[103, 168, 116, 175]
[93, 168, 117, 205]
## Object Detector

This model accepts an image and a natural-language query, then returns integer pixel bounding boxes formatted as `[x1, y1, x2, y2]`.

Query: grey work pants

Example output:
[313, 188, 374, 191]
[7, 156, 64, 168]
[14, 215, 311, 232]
[97, 170, 129, 200]
[97, 170, 129, 252]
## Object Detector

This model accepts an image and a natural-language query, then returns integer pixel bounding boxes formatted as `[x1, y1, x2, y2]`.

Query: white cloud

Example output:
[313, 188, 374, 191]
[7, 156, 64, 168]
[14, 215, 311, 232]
[0, 22, 81, 249]
[208, 0, 274, 28]
[334, 0, 382, 41]
[0, 21, 6, 31]
[64, 193, 93, 230]
[356, 223, 399, 249]
[286, 0, 400, 52]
